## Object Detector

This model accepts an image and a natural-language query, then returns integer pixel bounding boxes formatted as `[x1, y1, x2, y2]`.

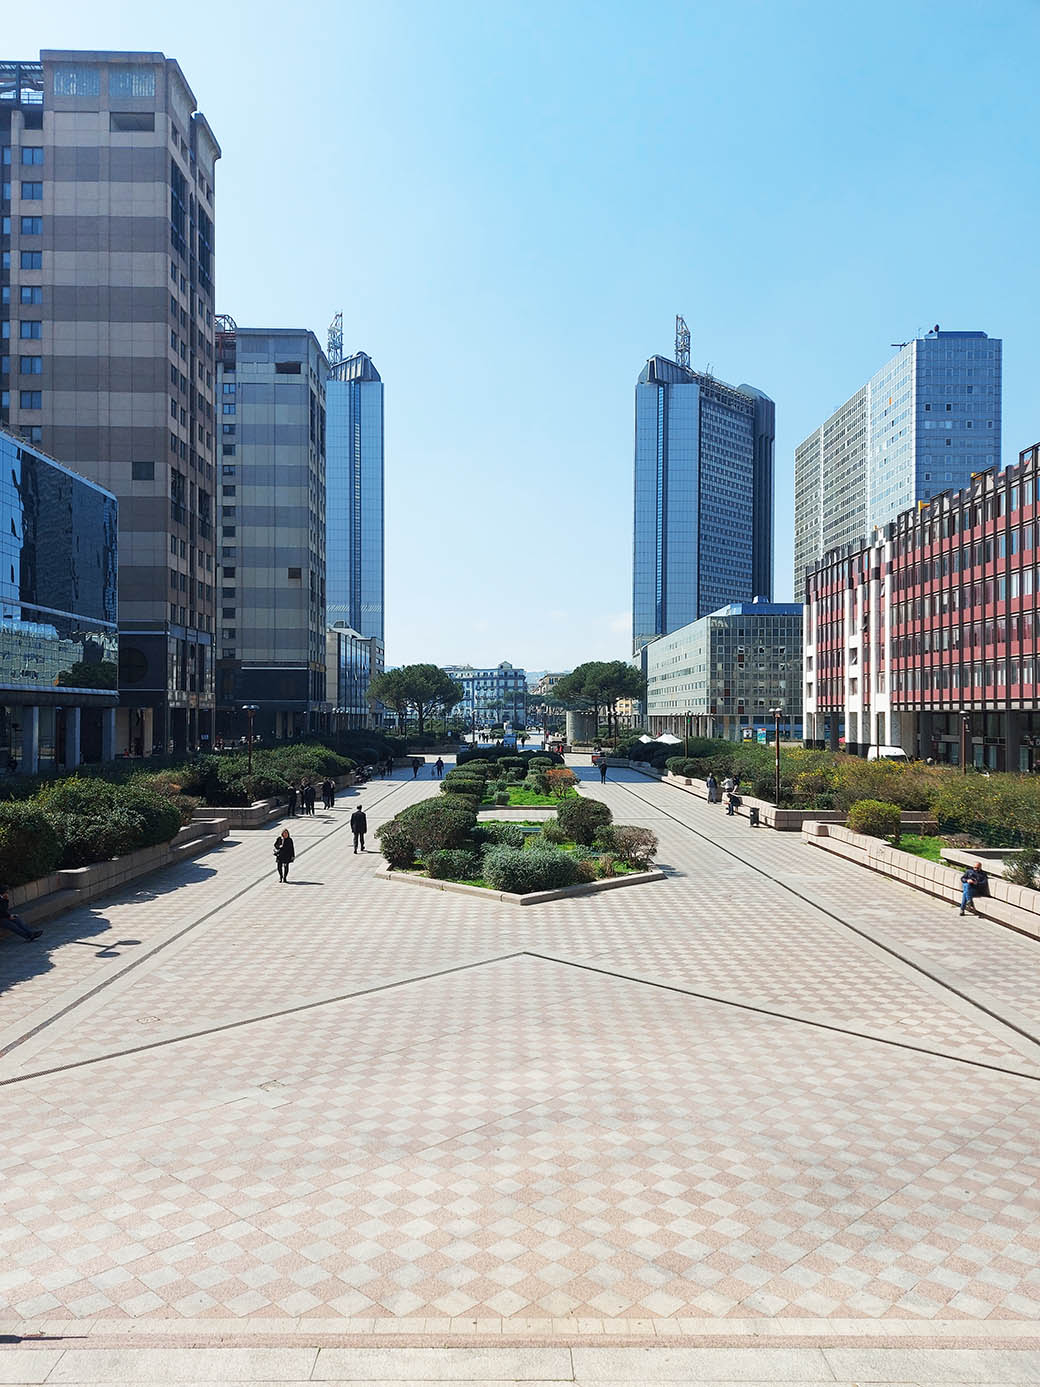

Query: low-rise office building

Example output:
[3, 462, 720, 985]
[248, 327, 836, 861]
[0, 427, 118, 771]
[643, 601, 803, 742]
[804, 442, 1040, 770]
[326, 622, 384, 730]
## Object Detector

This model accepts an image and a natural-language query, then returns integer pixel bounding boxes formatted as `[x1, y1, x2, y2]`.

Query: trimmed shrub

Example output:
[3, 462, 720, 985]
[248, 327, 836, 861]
[547, 767, 578, 797]
[524, 771, 549, 795]
[435, 791, 480, 815]
[539, 820, 568, 845]
[1004, 848, 1040, 889]
[441, 777, 484, 800]
[425, 848, 482, 880]
[474, 821, 525, 849]
[33, 777, 183, 867]
[494, 792, 509, 806]
[556, 796, 613, 845]
[483, 843, 581, 893]
[610, 825, 658, 869]
[933, 775, 1040, 849]
[0, 800, 63, 885]
[847, 799, 902, 844]
[597, 852, 618, 878]
[573, 856, 598, 883]
[376, 818, 416, 869]
[394, 799, 476, 853]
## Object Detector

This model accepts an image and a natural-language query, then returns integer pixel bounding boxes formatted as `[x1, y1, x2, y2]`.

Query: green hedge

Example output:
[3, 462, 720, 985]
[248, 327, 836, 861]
[846, 799, 902, 844]
[393, 798, 476, 854]
[0, 801, 63, 885]
[556, 796, 613, 845]
[482, 843, 581, 893]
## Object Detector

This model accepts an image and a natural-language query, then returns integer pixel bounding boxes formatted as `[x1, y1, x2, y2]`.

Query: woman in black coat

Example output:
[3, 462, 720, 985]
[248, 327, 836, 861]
[274, 828, 295, 882]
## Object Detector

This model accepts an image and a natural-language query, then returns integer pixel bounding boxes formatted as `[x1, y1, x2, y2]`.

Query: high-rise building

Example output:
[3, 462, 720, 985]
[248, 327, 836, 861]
[632, 348, 774, 655]
[0, 425, 118, 771]
[326, 349, 384, 643]
[214, 323, 328, 740]
[326, 623, 385, 730]
[0, 51, 220, 754]
[794, 329, 1002, 597]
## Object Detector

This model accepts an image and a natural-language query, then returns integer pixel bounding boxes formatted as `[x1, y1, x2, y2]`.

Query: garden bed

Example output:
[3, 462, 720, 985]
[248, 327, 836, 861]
[480, 786, 577, 808]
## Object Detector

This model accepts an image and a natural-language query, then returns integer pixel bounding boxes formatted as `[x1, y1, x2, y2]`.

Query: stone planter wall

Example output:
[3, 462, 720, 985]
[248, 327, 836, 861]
[11, 817, 230, 926]
[191, 772, 356, 830]
[802, 821, 1040, 941]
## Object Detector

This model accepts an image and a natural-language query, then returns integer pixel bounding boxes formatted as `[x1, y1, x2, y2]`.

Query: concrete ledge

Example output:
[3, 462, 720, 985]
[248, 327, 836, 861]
[802, 821, 1040, 941]
[8, 818, 230, 927]
[375, 867, 666, 906]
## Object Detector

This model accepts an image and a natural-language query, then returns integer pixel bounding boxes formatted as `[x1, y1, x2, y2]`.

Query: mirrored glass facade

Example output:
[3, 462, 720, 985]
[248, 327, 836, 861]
[633, 355, 774, 655]
[327, 353, 384, 644]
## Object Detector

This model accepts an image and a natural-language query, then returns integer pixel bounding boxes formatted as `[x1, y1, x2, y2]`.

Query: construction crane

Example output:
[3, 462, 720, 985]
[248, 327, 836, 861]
[327, 310, 344, 368]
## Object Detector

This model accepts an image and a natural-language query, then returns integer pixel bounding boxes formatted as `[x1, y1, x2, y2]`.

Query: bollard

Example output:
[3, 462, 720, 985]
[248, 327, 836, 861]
[748, 806, 760, 827]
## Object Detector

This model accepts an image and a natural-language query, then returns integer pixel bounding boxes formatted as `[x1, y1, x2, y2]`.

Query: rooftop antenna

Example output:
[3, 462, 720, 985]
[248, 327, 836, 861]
[327, 310, 343, 367]
[675, 314, 691, 370]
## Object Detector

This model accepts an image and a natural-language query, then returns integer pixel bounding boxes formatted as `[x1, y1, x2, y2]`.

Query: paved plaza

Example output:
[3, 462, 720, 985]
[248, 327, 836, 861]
[1, 760, 1039, 1383]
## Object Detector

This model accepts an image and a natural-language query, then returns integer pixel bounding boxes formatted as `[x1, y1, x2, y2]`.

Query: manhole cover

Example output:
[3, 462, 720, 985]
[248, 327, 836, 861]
[136, 1015, 160, 1024]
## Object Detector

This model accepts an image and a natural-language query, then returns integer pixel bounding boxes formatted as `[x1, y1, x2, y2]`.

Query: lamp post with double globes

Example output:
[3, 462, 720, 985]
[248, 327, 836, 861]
[241, 704, 260, 774]
[770, 706, 783, 807]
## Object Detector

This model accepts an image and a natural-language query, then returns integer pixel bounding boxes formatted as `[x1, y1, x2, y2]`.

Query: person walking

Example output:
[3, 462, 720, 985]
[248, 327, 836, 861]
[287, 784, 298, 818]
[320, 777, 332, 809]
[303, 782, 316, 816]
[327, 778, 336, 808]
[0, 884, 42, 942]
[385, 755, 394, 777]
[412, 757, 422, 778]
[350, 804, 368, 853]
[435, 757, 444, 778]
[273, 829, 295, 882]
[960, 862, 987, 916]
[722, 774, 738, 816]
[599, 756, 608, 784]
[706, 772, 719, 804]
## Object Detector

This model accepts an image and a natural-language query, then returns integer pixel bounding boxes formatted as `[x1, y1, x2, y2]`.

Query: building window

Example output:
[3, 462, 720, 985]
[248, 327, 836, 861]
[19, 390, 41, 409]
[221, 403, 235, 414]
[132, 460, 154, 480]
[20, 251, 42, 269]
[222, 382, 236, 394]
[20, 183, 43, 200]
[19, 321, 41, 338]
[20, 147, 44, 165]
[109, 68, 156, 98]
[53, 66, 100, 96]
[20, 356, 42, 374]
[19, 217, 42, 235]
[274, 361, 302, 374]
[288, 567, 302, 580]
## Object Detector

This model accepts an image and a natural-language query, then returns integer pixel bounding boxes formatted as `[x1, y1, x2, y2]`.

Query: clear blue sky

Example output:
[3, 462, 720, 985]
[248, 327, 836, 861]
[8, 1, 1039, 670]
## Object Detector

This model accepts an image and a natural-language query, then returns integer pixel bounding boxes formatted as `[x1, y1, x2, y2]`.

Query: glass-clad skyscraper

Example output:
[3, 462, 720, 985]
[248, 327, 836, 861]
[632, 354, 774, 655]
[793, 329, 1002, 597]
[326, 352, 384, 643]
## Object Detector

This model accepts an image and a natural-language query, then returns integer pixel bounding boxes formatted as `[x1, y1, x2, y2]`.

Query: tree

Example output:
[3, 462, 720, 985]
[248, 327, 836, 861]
[368, 669, 412, 733]
[552, 661, 646, 743]
[370, 665, 464, 737]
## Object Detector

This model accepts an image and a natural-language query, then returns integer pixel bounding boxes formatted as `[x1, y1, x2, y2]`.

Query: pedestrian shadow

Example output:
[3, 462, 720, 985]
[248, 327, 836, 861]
[0, 856, 220, 998]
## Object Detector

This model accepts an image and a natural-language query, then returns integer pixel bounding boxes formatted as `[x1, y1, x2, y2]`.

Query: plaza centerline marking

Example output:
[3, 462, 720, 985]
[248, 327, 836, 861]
[611, 773, 1040, 1054]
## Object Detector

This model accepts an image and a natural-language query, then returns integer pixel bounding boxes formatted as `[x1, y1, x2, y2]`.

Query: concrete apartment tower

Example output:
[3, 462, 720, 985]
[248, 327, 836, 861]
[0, 51, 220, 755]
[632, 323, 774, 656]
[794, 329, 1002, 597]
[325, 347, 385, 643]
[214, 323, 329, 741]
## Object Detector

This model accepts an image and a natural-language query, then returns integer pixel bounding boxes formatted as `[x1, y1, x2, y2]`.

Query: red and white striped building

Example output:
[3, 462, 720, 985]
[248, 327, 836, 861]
[804, 442, 1040, 771]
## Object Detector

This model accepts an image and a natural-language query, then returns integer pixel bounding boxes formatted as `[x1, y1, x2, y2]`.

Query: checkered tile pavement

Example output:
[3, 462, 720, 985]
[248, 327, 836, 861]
[1, 764, 1039, 1327]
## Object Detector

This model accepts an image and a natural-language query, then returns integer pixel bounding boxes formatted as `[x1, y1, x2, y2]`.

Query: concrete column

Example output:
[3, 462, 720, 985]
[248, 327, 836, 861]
[101, 707, 116, 762]
[20, 706, 39, 775]
[64, 706, 81, 771]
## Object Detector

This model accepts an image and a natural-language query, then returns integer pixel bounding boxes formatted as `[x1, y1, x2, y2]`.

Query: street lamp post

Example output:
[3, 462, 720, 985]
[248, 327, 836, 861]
[241, 704, 259, 773]
[770, 706, 783, 807]
[960, 711, 971, 774]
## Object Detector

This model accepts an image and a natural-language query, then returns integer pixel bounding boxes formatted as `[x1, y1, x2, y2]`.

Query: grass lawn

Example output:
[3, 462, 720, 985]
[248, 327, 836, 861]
[481, 786, 577, 807]
[896, 833, 946, 864]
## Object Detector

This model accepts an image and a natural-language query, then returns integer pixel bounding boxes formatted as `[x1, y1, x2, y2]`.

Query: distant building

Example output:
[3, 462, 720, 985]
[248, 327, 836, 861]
[446, 662, 527, 729]
[0, 49, 221, 754]
[633, 347, 774, 654]
[643, 601, 803, 742]
[0, 427, 118, 772]
[214, 324, 329, 740]
[326, 623, 384, 730]
[794, 329, 1002, 597]
[326, 351, 384, 643]
[805, 442, 1040, 770]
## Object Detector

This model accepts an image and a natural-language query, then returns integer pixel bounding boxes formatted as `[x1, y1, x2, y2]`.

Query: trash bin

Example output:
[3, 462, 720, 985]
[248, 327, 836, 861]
[748, 806, 760, 827]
